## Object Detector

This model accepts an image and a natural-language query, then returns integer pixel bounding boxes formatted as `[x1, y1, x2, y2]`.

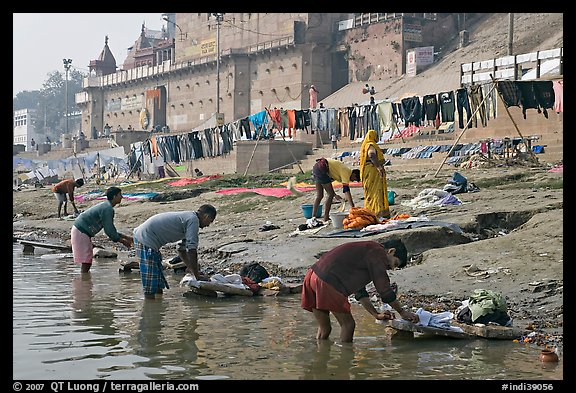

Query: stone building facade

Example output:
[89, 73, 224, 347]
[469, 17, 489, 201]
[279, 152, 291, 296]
[77, 13, 462, 137]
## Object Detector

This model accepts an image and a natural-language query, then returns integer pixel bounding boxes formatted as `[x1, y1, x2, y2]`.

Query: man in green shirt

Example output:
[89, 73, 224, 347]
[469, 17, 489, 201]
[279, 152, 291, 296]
[71, 186, 133, 273]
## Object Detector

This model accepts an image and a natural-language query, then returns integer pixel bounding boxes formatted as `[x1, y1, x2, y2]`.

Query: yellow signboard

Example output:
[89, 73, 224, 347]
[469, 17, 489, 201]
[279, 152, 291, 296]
[200, 39, 216, 56]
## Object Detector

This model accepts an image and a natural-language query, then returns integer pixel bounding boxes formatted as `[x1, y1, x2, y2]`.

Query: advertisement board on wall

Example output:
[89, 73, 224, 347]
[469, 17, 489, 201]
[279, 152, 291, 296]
[121, 95, 144, 111]
[406, 46, 434, 77]
[404, 23, 422, 42]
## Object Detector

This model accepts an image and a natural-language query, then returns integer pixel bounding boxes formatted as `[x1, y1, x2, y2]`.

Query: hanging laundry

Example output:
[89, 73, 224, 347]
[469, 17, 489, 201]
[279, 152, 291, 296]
[437, 91, 456, 123]
[421, 94, 439, 126]
[533, 80, 555, 115]
[455, 88, 472, 129]
[468, 84, 487, 127]
[497, 80, 522, 108]
[400, 96, 422, 127]
[552, 80, 563, 113]
[515, 81, 548, 119]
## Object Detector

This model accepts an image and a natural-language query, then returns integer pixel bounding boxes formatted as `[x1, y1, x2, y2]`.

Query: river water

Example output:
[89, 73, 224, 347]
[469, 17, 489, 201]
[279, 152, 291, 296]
[13, 244, 563, 382]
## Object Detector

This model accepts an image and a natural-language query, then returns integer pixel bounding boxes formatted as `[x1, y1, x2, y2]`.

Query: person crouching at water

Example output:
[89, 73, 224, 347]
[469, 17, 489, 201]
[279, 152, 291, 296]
[301, 239, 419, 343]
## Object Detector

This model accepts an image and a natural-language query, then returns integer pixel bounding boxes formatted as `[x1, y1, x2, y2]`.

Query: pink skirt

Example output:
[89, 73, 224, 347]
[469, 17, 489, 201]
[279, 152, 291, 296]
[71, 226, 93, 265]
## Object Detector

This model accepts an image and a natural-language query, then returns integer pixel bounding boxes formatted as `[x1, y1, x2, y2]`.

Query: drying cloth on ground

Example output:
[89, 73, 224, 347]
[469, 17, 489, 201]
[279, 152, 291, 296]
[76, 190, 106, 202]
[167, 175, 222, 186]
[76, 192, 159, 202]
[118, 192, 160, 200]
[119, 177, 179, 187]
[216, 187, 296, 198]
[213, 180, 362, 198]
[280, 181, 362, 190]
[402, 188, 462, 209]
[312, 219, 463, 238]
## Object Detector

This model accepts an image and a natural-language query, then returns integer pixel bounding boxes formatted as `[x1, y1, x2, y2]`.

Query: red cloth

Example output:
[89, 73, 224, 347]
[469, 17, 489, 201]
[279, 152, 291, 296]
[287, 109, 296, 137]
[268, 108, 282, 128]
[301, 269, 351, 313]
[241, 276, 261, 294]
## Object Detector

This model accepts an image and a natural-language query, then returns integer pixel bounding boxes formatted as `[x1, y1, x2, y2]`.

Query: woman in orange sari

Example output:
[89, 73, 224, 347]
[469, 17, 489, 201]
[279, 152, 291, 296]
[359, 129, 390, 219]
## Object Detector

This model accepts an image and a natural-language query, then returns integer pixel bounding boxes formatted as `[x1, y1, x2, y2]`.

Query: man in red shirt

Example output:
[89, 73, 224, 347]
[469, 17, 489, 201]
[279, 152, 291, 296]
[51, 178, 84, 218]
[301, 238, 419, 343]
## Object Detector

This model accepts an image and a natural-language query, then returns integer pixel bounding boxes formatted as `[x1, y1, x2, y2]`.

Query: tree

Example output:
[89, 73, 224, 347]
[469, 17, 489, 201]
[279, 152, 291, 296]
[12, 68, 86, 137]
[12, 90, 42, 112]
[41, 71, 67, 134]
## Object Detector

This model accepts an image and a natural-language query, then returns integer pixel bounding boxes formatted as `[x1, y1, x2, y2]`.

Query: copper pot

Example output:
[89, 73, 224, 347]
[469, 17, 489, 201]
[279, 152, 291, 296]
[540, 349, 559, 363]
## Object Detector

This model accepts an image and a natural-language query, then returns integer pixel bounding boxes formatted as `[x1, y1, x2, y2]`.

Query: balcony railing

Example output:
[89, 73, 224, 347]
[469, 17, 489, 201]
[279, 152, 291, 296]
[460, 47, 563, 84]
[82, 36, 295, 90]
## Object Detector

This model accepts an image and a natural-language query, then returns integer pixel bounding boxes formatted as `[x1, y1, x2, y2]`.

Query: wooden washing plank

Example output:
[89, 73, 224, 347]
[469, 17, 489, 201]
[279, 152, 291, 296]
[452, 321, 524, 339]
[380, 319, 472, 339]
[184, 287, 219, 297]
[16, 239, 72, 253]
[380, 319, 523, 340]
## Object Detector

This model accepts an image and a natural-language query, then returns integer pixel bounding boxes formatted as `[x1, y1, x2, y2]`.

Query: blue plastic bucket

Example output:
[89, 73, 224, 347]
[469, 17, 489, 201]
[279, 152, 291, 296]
[388, 190, 397, 205]
[301, 204, 323, 219]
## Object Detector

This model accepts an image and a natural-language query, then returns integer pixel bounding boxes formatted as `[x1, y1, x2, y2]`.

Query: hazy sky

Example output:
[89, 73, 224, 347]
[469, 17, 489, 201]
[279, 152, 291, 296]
[13, 13, 164, 97]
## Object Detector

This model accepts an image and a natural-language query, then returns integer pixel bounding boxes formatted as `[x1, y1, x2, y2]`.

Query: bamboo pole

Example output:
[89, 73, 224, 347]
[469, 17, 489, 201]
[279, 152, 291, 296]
[433, 81, 499, 177]
[489, 74, 539, 162]
[264, 106, 304, 174]
[126, 144, 146, 180]
[96, 152, 101, 184]
[113, 149, 133, 184]
[72, 150, 87, 183]
[243, 116, 267, 176]
[392, 108, 406, 143]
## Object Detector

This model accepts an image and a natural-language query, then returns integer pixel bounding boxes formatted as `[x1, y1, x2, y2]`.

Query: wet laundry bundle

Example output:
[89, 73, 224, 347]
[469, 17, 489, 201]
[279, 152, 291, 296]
[456, 288, 513, 326]
[239, 262, 270, 283]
